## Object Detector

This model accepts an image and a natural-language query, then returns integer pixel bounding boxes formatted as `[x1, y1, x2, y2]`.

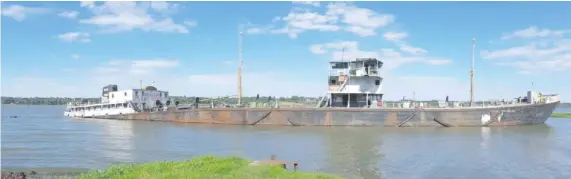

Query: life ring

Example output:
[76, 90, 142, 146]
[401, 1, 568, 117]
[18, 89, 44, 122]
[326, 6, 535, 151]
[377, 101, 383, 107]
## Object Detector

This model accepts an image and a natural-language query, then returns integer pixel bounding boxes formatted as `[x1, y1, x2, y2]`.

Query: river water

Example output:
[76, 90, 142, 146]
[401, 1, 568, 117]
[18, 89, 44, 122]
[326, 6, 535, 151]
[2, 105, 571, 179]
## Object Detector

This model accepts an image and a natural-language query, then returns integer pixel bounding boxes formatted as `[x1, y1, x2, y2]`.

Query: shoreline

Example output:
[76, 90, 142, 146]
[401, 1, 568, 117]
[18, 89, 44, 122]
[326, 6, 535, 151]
[78, 155, 341, 179]
[1, 155, 342, 179]
[552, 112, 571, 118]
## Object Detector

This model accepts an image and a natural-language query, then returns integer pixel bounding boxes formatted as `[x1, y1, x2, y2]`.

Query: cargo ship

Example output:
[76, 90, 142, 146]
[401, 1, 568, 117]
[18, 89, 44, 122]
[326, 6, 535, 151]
[64, 36, 561, 127]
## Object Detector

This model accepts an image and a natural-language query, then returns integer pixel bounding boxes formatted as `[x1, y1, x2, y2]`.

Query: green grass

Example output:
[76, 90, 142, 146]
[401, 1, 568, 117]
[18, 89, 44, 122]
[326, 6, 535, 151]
[552, 112, 571, 118]
[78, 155, 343, 179]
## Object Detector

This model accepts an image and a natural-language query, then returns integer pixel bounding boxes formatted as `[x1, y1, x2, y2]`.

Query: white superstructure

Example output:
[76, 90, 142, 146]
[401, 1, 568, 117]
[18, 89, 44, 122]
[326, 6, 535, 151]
[64, 84, 171, 117]
[317, 58, 384, 108]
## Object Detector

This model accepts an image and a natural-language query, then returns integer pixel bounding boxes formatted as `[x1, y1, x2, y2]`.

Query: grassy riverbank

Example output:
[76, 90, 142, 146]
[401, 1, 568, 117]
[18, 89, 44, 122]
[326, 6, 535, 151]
[78, 155, 342, 179]
[552, 113, 571, 118]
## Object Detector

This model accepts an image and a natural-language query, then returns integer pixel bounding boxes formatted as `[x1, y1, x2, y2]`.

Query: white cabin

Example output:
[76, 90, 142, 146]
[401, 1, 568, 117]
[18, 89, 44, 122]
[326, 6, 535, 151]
[104, 88, 170, 110]
[317, 58, 385, 108]
[64, 84, 171, 117]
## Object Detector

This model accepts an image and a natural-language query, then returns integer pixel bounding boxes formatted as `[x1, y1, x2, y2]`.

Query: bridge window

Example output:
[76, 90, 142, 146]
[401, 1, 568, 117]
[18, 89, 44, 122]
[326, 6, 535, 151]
[330, 79, 337, 85]
[331, 62, 348, 69]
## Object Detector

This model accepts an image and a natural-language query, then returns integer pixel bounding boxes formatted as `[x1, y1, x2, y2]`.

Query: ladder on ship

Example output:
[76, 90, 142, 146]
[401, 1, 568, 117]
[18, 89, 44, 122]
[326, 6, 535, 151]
[129, 101, 141, 112]
[316, 78, 349, 108]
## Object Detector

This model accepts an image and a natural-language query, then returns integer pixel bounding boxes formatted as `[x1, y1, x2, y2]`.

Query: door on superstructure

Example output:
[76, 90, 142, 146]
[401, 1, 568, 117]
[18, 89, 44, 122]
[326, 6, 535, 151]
[342, 94, 349, 107]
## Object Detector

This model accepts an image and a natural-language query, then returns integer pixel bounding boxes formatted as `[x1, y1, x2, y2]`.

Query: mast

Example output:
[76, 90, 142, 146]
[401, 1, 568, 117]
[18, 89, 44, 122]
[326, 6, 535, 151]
[237, 31, 243, 106]
[342, 47, 351, 108]
[470, 38, 475, 106]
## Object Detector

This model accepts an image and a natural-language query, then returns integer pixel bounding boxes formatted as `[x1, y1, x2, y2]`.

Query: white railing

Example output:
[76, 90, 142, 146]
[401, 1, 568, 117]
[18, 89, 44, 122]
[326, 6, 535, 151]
[330, 68, 379, 77]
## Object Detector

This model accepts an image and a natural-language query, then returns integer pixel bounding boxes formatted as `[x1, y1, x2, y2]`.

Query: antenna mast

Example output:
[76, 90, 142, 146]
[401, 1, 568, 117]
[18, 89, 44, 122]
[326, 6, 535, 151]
[237, 31, 243, 106]
[470, 38, 476, 107]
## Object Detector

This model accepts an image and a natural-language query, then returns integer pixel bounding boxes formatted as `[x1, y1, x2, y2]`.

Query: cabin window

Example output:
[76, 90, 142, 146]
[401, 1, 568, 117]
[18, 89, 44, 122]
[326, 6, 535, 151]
[123, 103, 128, 108]
[124, 92, 127, 96]
[375, 80, 380, 85]
[330, 79, 337, 85]
[111, 94, 114, 98]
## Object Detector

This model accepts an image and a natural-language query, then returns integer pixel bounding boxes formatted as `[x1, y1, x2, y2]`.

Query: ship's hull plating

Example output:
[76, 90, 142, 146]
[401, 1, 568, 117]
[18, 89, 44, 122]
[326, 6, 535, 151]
[91, 101, 559, 127]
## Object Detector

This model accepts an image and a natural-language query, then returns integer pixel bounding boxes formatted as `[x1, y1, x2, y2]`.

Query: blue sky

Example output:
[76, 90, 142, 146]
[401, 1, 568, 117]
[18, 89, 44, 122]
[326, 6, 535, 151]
[2, 1, 571, 101]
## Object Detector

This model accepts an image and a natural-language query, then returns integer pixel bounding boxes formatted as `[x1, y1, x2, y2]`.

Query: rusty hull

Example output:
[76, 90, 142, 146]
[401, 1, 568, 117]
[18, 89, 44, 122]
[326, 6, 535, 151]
[95, 101, 559, 127]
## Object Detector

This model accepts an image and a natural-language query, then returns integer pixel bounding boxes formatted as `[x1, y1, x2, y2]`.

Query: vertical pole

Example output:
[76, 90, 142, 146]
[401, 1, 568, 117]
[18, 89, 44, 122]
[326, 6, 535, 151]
[342, 47, 350, 108]
[238, 31, 243, 106]
[366, 93, 369, 108]
[413, 92, 416, 107]
[470, 38, 476, 107]
[347, 93, 350, 108]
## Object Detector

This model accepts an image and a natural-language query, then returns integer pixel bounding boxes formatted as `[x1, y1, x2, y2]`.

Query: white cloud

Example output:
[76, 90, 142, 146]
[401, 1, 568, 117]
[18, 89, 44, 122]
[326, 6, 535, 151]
[383, 32, 408, 42]
[328, 2, 394, 37]
[222, 60, 234, 65]
[382, 75, 468, 100]
[79, 1, 189, 34]
[94, 59, 180, 75]
[57, 32, 91, 43]
[246, 27, 266, 34]
[2, 77, 78, 97]
[251, 2, 394, 38]
[183, 20, 197, 27]
[310, 44, 327, 54]
[502, 26, 571, 40]
[58, 11, 79, 19]
[80, 1, 95, 9]
[311, 41, 451, 69]
[482, 40, 571, 73]
[345, 26, 376, 37]
[131, 59, 179, 68]
[292, 1, 320, 7]
[150, 1, 169, 11]
[71, 54, 81, 60]
[2, 59, 324, 98]
[399, 44, 427, 55]
[1, 5, 50, 21]
[382, 31, 427, 56]
[483, 26, 571, 74]
[309, 41, 359, 55]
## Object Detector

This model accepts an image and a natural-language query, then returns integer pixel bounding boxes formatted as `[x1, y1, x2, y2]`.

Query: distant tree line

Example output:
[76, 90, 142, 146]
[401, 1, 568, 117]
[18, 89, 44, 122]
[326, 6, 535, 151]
[1, 97, 100, 105]
[1, 95, 321, 106]
[3, 96, 570, 108]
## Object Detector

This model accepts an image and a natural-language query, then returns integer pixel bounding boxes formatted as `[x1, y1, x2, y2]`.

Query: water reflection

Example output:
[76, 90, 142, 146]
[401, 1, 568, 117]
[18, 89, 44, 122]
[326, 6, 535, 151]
[322, 127, 385, 179]
[88, 118, 135, 163]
